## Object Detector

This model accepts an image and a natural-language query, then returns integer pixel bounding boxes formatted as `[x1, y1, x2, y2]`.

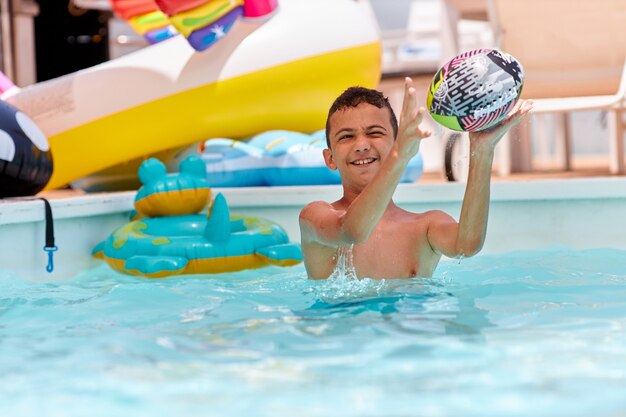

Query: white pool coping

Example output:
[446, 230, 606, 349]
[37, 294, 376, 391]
[3, 176, 626, 222]
[2, 176, 626, 280]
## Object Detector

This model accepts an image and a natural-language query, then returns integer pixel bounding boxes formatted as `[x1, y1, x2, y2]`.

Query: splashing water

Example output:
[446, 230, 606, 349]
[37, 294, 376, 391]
[316, 245, 389, 302]
[328, 245, 358, 281]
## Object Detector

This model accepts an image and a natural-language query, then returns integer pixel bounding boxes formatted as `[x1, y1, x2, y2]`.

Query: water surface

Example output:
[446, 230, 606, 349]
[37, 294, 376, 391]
[1, 247, 625, 417]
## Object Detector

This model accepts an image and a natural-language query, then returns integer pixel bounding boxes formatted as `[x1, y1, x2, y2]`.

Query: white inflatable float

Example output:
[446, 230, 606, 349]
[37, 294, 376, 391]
[5, 0, 381, 190]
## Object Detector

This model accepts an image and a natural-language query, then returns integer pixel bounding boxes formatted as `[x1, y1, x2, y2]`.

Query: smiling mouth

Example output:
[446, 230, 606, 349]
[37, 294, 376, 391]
[352, 157, 376, 166]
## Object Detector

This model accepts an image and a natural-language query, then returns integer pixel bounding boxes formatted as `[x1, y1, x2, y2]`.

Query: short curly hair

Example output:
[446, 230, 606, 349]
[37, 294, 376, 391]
[325, 86, 398, 148]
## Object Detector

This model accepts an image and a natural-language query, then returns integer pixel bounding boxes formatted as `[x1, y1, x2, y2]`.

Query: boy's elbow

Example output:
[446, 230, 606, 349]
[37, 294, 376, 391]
[456, 238, 484, 258]
[461, 245, 483, 258]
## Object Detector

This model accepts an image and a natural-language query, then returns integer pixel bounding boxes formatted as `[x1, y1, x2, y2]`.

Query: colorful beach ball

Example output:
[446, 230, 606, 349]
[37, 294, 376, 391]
[427, 49, 524, 132]
[0, 100, 53, 197]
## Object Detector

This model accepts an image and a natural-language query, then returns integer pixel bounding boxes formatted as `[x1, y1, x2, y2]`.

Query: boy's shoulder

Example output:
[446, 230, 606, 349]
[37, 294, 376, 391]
[395, 208, 452, 221]
[301, 200, 333, 213]
[301, 198, 346, 214]
[299, 200, 340, 224]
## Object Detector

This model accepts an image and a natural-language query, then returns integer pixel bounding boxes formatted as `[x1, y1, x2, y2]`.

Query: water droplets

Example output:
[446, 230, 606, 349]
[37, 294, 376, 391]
[315, 245, 388, 302]
[328, 245, 358, 281]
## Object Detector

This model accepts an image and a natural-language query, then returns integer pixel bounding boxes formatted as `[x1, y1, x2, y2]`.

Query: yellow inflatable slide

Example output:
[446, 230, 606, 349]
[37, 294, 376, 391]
[5, 0, 381, 190]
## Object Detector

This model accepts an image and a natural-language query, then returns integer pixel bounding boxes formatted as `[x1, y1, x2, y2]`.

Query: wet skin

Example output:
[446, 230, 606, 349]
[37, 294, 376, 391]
[299, 79, 533, 279]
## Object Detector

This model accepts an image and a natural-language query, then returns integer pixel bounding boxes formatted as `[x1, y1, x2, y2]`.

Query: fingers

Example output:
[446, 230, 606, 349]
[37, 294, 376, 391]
[506, 99, 534, 125]
[513, 99, 533, 116]
[479, 99, 533, 138]
[498, 99, 531, 127]
[415, 106, 426, 124]
[507, 100, 521, 118]
[406, 87, 417, 119]
[401, 77, 418, 119]
[400, 77, 412, 117]
[398, 78, 432, 140]
[401, 111, 432, 140]
[417, 127, 432, 139]
[519, 99, 534, 114]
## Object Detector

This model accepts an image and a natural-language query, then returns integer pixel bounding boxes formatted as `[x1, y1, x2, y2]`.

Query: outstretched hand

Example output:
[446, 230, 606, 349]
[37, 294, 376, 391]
[469, 99, 534, 149]
[396, 77, 432, 158]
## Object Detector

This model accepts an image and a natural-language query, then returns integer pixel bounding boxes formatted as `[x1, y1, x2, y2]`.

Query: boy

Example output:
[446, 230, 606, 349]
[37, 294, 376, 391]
[299, 78, 533, 279]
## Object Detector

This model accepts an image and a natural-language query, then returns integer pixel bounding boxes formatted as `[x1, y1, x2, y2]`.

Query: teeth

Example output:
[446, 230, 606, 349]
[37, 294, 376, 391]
[354, 158, 374, 165]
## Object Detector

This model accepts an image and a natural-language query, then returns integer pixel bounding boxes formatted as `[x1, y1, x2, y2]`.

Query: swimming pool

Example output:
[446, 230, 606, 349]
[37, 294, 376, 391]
[1, 246, 625, 417]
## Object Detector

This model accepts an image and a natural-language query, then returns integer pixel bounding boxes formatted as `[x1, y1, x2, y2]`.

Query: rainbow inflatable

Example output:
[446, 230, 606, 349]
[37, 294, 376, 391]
[109, 0, 278, 50]
[4, 0, 381, 190]
[109, 0, 176, 45]
[93, 155, 302, 278]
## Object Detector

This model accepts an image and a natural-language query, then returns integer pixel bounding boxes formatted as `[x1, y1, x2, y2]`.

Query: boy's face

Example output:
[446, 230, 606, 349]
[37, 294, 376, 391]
[324, 103, 395, 189]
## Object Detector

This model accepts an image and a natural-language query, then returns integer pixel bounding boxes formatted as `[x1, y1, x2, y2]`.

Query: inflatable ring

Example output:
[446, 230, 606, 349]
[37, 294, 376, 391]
[93, 156, 302, 277]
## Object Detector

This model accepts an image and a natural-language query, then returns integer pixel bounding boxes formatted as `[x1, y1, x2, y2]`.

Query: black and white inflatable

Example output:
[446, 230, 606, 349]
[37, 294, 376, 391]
[0, 100, 53, 197]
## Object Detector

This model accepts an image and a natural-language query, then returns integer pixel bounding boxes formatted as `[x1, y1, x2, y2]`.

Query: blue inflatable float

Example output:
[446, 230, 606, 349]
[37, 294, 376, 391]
[93, 155, 302, 278]
[200, 130, 424, 187]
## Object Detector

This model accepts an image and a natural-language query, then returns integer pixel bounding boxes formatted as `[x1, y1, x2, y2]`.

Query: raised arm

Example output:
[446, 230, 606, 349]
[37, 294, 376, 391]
[336, 79, 432, 244]
[300, 78, 432, 247]
[428, 99, 534, 258]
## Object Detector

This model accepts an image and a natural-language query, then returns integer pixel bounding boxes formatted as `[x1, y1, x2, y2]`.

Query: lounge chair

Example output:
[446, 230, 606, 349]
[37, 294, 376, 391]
[440, 0, 490, 64]
[487, 0, 626, 174]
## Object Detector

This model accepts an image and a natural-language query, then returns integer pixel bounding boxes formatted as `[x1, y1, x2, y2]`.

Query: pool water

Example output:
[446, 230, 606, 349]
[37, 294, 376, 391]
[2, 247, 626, 417]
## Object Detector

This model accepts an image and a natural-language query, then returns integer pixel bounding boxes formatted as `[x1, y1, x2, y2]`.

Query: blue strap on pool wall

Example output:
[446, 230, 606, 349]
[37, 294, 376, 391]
[38, 198, 57, 273]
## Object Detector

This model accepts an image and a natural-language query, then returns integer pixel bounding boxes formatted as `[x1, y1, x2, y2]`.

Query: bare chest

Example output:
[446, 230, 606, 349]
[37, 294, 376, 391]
[351, 224, 435, 279]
